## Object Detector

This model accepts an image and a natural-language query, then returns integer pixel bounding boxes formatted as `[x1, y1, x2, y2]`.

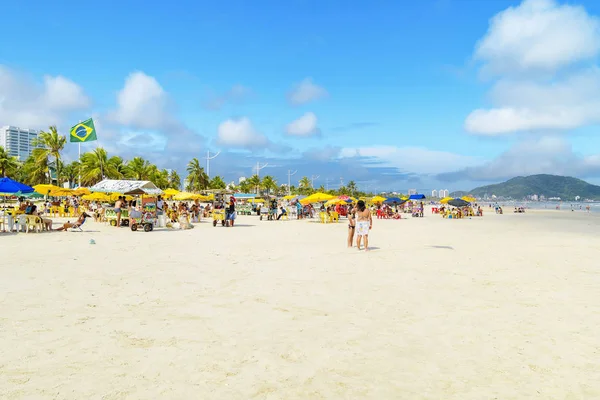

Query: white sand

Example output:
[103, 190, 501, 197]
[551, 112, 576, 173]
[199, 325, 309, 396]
[1, 210, 600, 399]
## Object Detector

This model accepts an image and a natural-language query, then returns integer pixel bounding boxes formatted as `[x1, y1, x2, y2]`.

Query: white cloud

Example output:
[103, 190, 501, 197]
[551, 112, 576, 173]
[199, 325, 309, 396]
[286, 112, 320, 137]
[287, 78, 328, 105]
[466, 1, 600, 135]
[216, 117, 269, 149]
[339, 145, 481, 175]
[438, 136, 600, 181]
[109, 71, 173, 130]
[0, 65, 89, 129]
[203, 84, 252, 110]
[475, 0, 600, 76]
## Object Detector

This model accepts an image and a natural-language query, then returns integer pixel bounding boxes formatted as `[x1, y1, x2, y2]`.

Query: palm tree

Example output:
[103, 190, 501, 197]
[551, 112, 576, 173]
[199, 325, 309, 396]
[209, 175, 227, 189]
[109, 156, 127, 179]
[186, 158, 209, 191]
[261, 175, 277, 195]
[32, 126, 66, 185]
[60, 161, 80, 187]
[21, 152, 50, 185]
[0, 146, 19, 177]
[239, 179, 251, 193]
[80, 147, 119, 185]
[298, 176, 312, 195]
[168, 170, 181, 189]
[127, 157, 152, 180]
[246, 174, 261, 194]
[148, 166, 169, 189]
[347, 180, 358, 196]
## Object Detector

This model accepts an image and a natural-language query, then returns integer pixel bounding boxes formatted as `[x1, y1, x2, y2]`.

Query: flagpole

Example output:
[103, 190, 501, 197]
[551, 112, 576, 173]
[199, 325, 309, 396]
[78, 142, 81, 188]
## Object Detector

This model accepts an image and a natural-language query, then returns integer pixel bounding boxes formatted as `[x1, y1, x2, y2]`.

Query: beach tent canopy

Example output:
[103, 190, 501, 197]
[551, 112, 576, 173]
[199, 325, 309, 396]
[408, 194, 426, 200]
[34, 184, 63, 195]
[90, 179, 163, 195]
[0, 177, 34, 194]
[462, 195, 476, 203]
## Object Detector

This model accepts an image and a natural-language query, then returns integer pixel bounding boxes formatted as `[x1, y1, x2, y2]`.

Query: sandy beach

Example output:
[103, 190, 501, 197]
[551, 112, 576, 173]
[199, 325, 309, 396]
[1, 210, 600, 399]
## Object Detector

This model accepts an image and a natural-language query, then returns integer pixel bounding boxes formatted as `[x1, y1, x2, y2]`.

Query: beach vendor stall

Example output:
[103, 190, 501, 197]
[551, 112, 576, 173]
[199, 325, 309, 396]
[89, 179, 163, 231]
[205, 189, 235, 227]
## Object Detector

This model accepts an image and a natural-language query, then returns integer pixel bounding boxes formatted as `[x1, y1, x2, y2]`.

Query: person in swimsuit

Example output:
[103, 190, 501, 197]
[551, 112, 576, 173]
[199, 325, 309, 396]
[114, 196, 123, 227]
[355, 200, 373, 251]
[347, 204, 356, 248]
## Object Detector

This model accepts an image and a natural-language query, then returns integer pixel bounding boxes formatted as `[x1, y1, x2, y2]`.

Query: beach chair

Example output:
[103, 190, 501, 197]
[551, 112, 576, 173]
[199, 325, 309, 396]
[69, 218, 86, 232]
[25, 215, 43, 233]
[319, 212, 328, 224]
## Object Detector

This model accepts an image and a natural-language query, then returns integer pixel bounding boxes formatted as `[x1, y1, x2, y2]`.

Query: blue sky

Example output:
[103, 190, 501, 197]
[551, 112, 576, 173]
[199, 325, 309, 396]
[2, 0, 600, 192]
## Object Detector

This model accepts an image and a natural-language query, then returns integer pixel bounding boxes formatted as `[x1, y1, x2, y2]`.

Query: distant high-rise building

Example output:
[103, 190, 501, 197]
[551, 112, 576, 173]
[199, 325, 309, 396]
[439, 189, 449, 198]
[431, 189, 438, 198]
[408, 188, 417, 195]
[0, 126, 41, 161]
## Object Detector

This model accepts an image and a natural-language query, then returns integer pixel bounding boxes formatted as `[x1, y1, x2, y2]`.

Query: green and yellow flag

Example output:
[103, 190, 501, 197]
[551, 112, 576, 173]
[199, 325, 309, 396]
[70, 118, 97, 143]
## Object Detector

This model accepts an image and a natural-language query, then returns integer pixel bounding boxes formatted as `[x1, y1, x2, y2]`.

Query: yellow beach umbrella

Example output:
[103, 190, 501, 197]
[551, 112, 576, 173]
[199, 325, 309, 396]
[301, 192, 334, 204]
[173, 191, 196, 201]
[371, 196, 387, 204]
[73, 187, 91, 196]
[325, 198, 347, 207]
[248, 198, 265, 203]
[282, 194, 297, 200]
[51, 188, 74, 196]
[33, 184, 62, 195]
[440, 197, 453, 204]
[82, 192, 110, 201]
[462, 196, 476, 203]
[163, 188, 180, 198]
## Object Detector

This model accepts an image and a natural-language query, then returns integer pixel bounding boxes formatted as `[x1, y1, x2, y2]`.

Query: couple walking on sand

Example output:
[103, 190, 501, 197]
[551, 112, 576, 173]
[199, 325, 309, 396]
[347, 200, 373, 251]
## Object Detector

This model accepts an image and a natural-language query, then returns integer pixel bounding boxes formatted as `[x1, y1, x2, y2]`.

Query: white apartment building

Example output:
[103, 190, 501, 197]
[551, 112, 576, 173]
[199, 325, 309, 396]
[408, 188, 417, 195]
[0, 126, 41, 161]
[439, 189, 449, 198]
[431, 189, 438, 198]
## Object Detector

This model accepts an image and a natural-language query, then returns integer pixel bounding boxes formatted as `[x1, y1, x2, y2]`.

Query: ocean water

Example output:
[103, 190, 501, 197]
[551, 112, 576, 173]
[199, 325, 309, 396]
[478, 201, 600, 213]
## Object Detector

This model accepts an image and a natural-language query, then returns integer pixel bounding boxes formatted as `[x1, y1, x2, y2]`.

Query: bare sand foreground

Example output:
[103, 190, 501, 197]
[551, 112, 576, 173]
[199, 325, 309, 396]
[1, 210, 600, 399]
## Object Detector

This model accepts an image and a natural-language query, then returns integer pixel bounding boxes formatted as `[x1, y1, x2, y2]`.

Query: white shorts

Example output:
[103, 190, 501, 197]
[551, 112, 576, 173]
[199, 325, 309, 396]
[356, 221, 370, 236]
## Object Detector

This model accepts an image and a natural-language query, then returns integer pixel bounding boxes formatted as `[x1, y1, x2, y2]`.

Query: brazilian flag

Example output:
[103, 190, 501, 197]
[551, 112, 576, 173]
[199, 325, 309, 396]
[70, 118, 97, 143]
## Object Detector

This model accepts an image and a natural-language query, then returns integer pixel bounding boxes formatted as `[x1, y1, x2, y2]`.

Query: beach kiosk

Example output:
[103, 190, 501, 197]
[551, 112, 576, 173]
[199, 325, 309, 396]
[90, 179, 163, 231]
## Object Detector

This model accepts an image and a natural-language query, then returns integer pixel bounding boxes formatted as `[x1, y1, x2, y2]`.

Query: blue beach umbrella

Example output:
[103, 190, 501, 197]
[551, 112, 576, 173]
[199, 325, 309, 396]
[0, 177, 34, 194]
[383, 197, 406, 204]
[408, 194, 426, 200]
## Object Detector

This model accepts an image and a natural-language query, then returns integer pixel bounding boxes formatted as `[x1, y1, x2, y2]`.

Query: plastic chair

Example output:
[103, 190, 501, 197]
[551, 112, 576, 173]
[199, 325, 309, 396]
[26, 215, 43, 233]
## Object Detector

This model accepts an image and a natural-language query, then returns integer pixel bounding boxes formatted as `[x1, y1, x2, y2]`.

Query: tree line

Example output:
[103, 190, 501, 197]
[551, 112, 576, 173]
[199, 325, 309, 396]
[0, 125, 371, 197]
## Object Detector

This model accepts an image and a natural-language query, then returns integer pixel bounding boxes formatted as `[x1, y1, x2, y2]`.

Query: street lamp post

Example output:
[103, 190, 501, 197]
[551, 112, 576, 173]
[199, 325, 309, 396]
[254, 161, 268, 194]
[311, 175, 320, 189]
[287, 169, 297, 195]
[205, 150, 220, 178]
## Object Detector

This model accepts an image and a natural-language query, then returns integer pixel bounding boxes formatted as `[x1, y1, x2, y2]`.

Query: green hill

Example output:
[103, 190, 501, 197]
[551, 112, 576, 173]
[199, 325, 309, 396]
[453, 174, 600, 201]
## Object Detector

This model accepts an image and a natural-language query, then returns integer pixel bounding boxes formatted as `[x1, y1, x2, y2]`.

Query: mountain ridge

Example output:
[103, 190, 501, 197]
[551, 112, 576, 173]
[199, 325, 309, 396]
[451, 174, 600, 200]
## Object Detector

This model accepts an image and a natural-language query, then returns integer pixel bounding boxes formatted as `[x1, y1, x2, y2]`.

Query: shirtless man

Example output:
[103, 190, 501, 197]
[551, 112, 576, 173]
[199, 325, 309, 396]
[114, 196, 123, 227]
[355, 200, 373, 251]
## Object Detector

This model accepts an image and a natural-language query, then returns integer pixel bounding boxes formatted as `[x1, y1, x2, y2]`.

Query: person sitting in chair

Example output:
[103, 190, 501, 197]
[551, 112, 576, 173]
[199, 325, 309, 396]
[276, 206, 287, 220]
[55, 212, 90, 231]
